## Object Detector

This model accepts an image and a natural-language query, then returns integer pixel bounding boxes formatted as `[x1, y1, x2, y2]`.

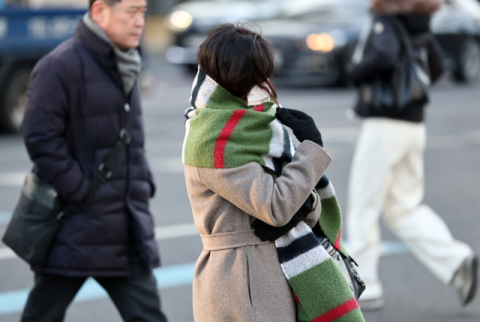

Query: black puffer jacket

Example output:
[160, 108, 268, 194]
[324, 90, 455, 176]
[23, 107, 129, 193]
[348, 14, 445, 123]
[21, 21, 159, 277]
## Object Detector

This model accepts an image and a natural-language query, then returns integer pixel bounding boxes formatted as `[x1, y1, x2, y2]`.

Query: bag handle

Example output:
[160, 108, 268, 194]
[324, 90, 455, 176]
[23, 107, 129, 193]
[391, 18, 416, 58]
[392, 18, 431, 58]
[58, 88, 140, 222]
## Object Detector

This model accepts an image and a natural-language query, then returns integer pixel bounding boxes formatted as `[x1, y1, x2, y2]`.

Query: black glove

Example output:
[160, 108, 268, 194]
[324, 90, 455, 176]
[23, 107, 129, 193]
[252, 194, 315, 242]
[276, 108, 323, 147]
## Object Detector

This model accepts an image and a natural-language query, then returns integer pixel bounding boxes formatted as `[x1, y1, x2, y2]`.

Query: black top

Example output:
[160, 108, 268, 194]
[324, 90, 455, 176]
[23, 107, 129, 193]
[348, 14, 445, 123]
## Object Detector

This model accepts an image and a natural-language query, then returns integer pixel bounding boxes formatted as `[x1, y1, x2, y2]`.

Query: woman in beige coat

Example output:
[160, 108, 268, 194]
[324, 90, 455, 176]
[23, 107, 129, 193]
[182, 23, 332, 321]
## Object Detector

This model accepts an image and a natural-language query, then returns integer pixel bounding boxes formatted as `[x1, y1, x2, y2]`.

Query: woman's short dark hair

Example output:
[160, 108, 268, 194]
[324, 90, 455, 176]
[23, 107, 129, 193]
[198, 22, 278, 104]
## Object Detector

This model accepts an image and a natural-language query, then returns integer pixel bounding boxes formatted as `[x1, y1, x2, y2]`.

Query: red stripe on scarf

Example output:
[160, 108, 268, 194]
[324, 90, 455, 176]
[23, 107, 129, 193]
[313, 299, 359, 322]
[213, 110, 247, 168]
[294, 294, 300, 303]
[334, 229, 342, 250]
[254, 104, 264, 112]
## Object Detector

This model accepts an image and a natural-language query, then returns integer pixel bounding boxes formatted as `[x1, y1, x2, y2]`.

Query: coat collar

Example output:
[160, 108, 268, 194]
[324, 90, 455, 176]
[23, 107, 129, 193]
[74, 20, 143, 61]
[74, 19, 116, 62]
[74, 20, 141, 97]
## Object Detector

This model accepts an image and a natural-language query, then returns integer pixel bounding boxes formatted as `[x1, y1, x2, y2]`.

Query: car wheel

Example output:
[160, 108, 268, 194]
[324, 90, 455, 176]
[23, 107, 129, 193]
[0, 68, 31, 133]
[454, 38, 480, 83]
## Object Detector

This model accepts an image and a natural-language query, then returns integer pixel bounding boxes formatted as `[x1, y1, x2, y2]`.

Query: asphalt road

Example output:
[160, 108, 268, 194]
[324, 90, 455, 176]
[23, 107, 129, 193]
[0, 62, 479, 322]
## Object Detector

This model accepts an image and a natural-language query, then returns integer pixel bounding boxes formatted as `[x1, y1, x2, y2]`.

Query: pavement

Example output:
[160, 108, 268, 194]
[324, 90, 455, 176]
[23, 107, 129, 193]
[0, 60, 479, 322]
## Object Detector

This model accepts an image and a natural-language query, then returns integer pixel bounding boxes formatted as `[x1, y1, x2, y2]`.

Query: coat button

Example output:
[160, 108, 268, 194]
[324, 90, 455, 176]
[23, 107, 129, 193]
[125, 103, 130, 112]
[121, 255, 126, 260]
[126, 195, 131, 202]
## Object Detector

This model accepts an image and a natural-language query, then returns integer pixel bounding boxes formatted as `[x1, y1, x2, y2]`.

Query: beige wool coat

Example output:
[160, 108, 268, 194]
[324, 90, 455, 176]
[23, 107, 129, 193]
[184, 141, 332, 322]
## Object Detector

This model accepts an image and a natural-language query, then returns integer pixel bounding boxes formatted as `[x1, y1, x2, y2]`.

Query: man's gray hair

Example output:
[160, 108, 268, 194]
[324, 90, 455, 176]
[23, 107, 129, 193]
[89, 0, 122, 9]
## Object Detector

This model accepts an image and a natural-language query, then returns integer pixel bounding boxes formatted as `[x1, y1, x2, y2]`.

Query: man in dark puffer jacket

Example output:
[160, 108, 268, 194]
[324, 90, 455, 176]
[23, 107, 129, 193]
[20, 0, 167, 321]
[346, 0, 477, 311]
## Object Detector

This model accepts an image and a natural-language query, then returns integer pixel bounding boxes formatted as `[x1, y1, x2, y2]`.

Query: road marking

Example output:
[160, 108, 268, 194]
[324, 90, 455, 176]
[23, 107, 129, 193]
[0, 262, 196, 316]
[154, 222, 198, 240]
[0, 211, 11, 224]
[0, 247, 14, 261]
[0, 172, 25, 187]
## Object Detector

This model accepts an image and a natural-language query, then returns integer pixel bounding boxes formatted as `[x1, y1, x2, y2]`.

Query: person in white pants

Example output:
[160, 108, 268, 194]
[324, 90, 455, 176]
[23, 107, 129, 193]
[347, 119, 475, 309]
[346, 0, 477, 310]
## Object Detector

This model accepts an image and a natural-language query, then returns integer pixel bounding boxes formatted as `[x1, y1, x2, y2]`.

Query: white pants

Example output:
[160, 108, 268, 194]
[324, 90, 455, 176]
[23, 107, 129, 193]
[346, 118, 472, 299]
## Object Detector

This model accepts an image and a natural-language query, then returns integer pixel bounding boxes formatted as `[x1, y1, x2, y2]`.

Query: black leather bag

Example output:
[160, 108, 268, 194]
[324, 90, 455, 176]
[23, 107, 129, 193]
[2, 174, 65, 267]
[318, 234, 366, 300]
[360, 18, 431, 111]
[2, 91, 139, 268]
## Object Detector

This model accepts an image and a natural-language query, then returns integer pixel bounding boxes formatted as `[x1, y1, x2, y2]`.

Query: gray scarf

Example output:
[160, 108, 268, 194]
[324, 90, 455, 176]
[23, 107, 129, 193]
[83, 13, 142, 94]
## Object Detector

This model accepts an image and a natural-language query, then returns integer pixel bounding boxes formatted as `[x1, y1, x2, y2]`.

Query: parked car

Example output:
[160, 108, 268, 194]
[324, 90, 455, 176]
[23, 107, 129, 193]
[0, 3, 85, 133]
[164, 0, 288, 69]
[264, 0, 480, 86]
[260, 0, 366, 86]
[433, 0, 480, 82]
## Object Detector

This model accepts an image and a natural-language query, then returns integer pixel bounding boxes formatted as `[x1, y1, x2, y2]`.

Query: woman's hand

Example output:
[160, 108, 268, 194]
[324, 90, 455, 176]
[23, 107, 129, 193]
[252, 194, 315, 242]
[276, 108, 323, 147]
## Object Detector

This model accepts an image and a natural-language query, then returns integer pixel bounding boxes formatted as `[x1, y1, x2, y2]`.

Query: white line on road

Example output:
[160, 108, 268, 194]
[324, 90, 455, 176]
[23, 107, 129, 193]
[0, 172, 25, 187]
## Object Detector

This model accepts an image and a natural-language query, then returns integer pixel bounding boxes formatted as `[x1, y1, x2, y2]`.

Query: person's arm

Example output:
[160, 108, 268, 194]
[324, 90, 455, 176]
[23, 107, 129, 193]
[21, 56, 90, 203]
[348, 16, 401, 84]
[197, 141, 331, 227]
[426, 36, 445, 84]
[252, 190, 322, 242]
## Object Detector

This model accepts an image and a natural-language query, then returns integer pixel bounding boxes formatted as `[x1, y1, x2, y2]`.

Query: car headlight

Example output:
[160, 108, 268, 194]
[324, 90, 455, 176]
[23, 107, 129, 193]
[306, 33, 335, 52]
[167, 10, 193, 31]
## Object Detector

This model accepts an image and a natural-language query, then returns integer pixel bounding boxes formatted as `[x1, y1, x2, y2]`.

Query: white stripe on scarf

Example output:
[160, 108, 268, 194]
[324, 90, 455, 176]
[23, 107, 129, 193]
[317, 181, 336, 200]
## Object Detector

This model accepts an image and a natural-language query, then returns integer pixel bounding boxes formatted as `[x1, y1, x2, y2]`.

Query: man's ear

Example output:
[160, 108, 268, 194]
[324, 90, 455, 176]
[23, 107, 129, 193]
[90, 1, 108, 26]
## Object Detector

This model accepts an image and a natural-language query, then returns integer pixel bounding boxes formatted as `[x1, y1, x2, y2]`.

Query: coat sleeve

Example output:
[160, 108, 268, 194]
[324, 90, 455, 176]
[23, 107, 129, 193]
[348, 16, 401, 84]
[196, 141, 332, 227]
[21, 56, 90, 203]
[426, 36, 445, 84]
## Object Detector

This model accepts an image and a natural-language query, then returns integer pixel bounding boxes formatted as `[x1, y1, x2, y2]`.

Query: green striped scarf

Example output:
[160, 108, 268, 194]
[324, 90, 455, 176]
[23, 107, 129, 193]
[183, 68, 365, 322]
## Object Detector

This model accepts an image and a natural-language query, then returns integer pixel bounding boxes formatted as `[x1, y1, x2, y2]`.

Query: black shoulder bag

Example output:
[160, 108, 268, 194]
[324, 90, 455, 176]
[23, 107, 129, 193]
[360, 18, 431, 111]
[2, 90, 138, 268]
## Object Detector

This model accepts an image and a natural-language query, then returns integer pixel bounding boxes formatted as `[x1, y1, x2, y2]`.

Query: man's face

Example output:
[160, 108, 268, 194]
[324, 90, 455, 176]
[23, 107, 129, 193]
[97, 0, 147, 49]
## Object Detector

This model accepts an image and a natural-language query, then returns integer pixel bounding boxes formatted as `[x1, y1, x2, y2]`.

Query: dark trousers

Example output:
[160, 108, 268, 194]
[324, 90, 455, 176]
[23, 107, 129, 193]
[20, 262, 168, 322]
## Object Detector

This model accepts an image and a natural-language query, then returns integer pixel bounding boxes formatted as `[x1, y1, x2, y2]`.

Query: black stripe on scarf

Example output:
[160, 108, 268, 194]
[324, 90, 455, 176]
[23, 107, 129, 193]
[190, 69, 207, 108]
[316, 174, 330, 189]
[277, 233, 319, 264]
[272, 157, 283, 175]
[281, 126, 293, 162]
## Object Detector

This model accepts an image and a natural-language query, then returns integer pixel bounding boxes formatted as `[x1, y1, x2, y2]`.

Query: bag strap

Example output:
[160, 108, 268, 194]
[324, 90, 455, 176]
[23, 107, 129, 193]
[58, 88, 139, 222]
[391, 18, 415, 58]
